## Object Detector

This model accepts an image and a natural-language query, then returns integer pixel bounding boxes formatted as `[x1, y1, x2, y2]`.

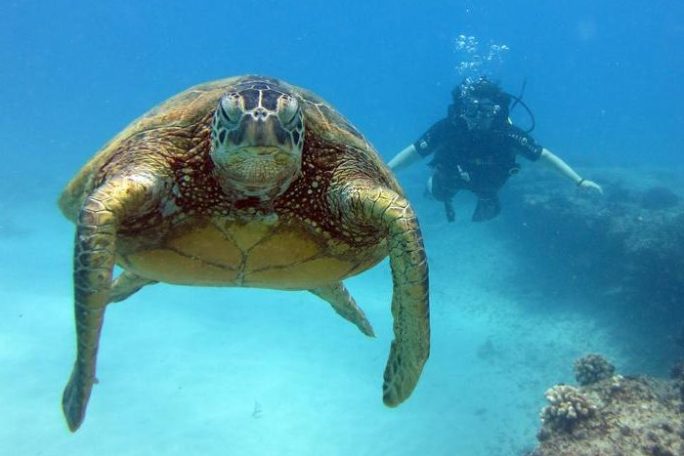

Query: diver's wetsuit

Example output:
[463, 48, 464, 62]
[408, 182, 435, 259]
[413, 116, 543, 221]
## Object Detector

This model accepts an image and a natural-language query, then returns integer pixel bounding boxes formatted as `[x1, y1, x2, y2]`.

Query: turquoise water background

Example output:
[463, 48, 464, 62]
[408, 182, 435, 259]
[1, 1, 682, 454]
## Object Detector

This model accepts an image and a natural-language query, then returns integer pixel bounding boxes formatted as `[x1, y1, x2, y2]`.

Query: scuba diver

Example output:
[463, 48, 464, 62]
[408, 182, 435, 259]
[388, 76, 603, 222]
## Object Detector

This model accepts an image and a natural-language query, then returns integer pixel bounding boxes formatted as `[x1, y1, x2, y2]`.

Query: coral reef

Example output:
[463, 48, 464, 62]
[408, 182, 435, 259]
[506, 168, 684, 455]
[574, 354, 616, 386]
[528, 361, 684, 456]
[539, 385, 597, 431]
[502, 167, 684, 362]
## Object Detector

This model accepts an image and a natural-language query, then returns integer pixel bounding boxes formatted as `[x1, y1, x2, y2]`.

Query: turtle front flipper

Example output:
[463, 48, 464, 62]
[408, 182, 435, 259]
[63, 175, 158, 432]
[309, 282, 375, 337]
[332, 182, 430, 407]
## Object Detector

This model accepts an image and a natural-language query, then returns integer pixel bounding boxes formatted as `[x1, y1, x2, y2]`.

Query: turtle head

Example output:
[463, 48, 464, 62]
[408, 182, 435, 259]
[210, 82, 305, 200]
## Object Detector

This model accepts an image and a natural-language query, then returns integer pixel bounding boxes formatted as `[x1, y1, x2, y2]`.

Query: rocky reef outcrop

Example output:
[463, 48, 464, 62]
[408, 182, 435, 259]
[574, 354, 617, 387]
[505, 168, 684, 290]
[528, 357, 684, 456]
[502, 167, 684, 356]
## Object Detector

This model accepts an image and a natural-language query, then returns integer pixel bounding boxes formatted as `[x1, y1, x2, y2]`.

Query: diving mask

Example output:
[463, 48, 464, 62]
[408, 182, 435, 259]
[460, 97, 501, 129]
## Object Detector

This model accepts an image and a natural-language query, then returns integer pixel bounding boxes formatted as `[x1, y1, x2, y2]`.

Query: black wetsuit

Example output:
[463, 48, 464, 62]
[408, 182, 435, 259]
[413, 116, 543, 221]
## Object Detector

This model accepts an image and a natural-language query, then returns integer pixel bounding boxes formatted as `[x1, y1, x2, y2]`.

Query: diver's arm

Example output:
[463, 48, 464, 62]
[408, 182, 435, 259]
[539, 148, 603, 194]
[387, 144, 423, 172]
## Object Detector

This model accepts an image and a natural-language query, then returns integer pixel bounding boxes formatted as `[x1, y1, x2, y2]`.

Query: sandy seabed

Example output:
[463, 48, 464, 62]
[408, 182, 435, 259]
[0, 195, 627, 456]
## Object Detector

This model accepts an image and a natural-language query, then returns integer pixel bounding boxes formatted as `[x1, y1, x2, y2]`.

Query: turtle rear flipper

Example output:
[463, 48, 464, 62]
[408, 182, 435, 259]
[108, 271, 157, 303]
[333, 182, 430, 406]
[309, 282, 374, 337]
[63, 176, 157, 431]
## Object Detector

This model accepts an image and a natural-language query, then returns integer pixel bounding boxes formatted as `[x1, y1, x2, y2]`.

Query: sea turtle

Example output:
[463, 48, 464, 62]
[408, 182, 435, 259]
[59, 75, 430, 431]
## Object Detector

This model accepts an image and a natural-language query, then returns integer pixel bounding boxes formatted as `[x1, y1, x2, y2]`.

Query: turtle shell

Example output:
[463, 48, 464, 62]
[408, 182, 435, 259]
[59, 75, 401, 289]
[59, 75, 388, 221]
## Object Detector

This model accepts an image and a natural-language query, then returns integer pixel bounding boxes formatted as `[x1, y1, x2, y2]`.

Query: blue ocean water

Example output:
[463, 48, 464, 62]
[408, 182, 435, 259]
[1, 1, 683, 455]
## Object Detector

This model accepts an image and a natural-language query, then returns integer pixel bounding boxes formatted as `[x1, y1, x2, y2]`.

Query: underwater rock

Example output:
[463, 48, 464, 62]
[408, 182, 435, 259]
[529, 362, 684, 456]
[670, 361, 684, 404]
[670, 361, 684, 382]
[640, 186, 680, 210]
[574, 354, 616, 386]
[502, 167, 684, 350]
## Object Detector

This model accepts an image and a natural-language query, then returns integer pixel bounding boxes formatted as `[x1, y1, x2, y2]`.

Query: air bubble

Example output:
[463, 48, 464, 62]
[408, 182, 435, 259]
[453, 34, 510, 79]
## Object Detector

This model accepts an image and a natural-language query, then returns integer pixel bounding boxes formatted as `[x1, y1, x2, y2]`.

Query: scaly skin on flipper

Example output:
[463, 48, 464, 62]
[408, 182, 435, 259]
[62, 176, 156, 432]
[380, 195, 430, 406]
[309, 282, 375, 337]
[332, 182, 430, 406]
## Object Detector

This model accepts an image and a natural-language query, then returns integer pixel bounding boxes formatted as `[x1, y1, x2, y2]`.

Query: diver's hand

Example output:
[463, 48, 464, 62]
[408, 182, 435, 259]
[457, 165, 470, 182]
[578, 179, 603, 194]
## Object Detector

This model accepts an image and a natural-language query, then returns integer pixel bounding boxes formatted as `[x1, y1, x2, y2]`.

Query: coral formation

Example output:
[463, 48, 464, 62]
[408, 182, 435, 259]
[574, 354, 616, 386]
[529, 363, 684, 456]
[539, 385, 597, 432]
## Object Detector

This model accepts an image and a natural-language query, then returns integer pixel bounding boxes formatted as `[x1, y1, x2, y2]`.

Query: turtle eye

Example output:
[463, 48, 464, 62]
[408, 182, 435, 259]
[277, 95, 300, 127]
[219, 93, 243, 124]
